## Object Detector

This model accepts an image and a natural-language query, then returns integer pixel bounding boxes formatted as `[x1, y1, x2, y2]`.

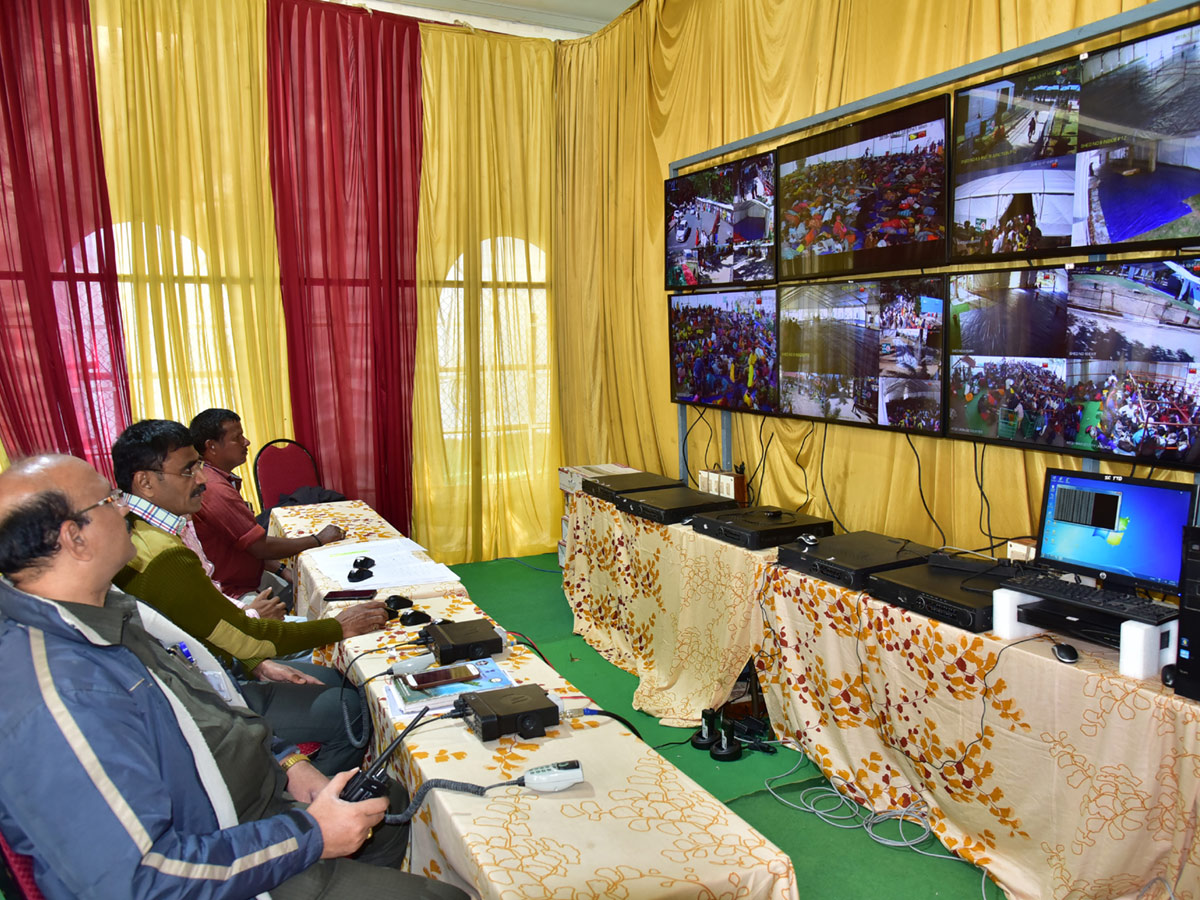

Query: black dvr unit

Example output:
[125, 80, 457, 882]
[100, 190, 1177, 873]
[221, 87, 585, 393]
[868, 563, 1008, 633]
[777, 531, 934, 590]
[616, 486, 738, 525]
[690, 507, 834, 550]
[581, 471, 682, 504]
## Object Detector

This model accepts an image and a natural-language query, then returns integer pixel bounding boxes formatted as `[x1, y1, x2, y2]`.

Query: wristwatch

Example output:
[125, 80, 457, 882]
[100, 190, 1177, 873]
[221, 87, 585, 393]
[279, 752, 310, 772]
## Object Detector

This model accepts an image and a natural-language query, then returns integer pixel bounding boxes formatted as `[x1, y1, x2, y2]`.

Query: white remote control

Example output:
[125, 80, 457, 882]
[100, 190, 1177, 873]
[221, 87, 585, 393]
[522, 760, 584, 792]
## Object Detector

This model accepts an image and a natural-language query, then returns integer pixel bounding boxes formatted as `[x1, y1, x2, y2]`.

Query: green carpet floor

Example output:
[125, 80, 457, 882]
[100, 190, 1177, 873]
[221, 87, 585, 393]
[452, 553, 1004, 900]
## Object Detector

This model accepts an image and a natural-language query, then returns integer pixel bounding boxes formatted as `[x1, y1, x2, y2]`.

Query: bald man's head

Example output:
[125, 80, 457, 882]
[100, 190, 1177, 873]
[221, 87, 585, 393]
[0, 455, 133, 582]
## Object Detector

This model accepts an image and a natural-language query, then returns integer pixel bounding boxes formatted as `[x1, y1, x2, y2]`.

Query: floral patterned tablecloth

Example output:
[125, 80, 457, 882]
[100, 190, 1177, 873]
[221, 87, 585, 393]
[274, 500, 798, 900]
[563, 491, 1200, 900]
[562, 491, 773, 726]
[757, 567, 1200, 900]
[269, 500, 459, 618]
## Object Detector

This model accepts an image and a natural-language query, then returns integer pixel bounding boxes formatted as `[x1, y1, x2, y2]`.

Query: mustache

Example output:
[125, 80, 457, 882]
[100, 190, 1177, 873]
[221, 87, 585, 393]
[191, 484, 207, 499]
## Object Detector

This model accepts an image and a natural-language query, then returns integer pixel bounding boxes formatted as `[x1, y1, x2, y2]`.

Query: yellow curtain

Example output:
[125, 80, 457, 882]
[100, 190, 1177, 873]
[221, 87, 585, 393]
[88, 0, 290, 506]
[555, 0, 1196, 551]
[413, 24, 562, 564]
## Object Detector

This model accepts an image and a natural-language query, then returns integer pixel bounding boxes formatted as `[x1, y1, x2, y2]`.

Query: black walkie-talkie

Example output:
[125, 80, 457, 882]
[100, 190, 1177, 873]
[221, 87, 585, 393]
[339, 706, 430, 802]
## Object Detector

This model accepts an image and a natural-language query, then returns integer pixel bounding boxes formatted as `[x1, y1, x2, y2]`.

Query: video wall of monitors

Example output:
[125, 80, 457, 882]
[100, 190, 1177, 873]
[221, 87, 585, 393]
[663, 17, 1200, 469]
[779, 276, 945, 433]
[777, 96, 948, 280]
[665, 151, 776, 290]
[669, 288, 780, 413]
[947, 256, 1200, 463]
[952, 20, 1200, 262]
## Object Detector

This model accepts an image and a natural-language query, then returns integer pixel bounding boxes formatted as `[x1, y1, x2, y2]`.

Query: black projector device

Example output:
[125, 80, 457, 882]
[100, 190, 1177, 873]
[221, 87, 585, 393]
[461, 684, 560, 742]
[425, 619, 505, 665]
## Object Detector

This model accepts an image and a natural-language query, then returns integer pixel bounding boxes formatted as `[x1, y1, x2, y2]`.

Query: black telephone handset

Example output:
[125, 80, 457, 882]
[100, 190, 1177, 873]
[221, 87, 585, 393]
[339, 706, 430, 802]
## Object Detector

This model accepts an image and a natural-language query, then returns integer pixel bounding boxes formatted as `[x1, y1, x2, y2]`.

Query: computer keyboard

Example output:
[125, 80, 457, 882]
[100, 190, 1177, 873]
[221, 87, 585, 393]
[1001, 573, 1179, 625]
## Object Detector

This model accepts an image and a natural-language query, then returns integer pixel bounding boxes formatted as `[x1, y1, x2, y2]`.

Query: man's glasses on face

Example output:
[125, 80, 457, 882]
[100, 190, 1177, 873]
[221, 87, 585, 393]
[73, 489, 124, 517]
[157, 461, 207, 479]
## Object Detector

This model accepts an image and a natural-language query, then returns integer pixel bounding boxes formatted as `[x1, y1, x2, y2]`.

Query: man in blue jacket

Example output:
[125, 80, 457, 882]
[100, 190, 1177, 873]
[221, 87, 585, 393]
[0, 454, 465, 900]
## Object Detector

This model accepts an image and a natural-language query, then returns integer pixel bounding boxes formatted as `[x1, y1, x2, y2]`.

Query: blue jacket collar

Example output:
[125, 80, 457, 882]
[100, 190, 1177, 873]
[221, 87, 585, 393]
[0, 576, 133, 648]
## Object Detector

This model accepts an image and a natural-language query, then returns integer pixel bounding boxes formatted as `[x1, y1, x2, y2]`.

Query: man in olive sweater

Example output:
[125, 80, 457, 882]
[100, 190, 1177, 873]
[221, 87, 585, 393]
[112, 419, 391, 774]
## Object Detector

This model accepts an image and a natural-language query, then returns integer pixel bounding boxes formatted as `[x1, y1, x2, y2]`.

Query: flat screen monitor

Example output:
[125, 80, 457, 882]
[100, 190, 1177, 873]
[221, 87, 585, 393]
[947, 256, 1200, 467]
[665, 151, 776, 289]
[952, 21, 1200, 261]
[777, 275, 944, 432]
[777, 96, 948, 281]
[669, 288, 779, 413]
[1036, 467, 1195, 595]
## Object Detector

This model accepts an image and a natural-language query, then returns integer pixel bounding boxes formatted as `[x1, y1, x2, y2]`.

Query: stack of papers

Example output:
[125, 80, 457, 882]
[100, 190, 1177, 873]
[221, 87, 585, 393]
[305, 537, 460, 589]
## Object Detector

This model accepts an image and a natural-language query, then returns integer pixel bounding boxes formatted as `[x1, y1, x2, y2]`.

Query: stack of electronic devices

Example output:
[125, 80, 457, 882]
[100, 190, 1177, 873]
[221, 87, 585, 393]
[690, 506, 834, 550]
[581, 470, 681, 504]
[776, 531, 935, 590]
[869, 552, 1019, 633]
[579, 467, 739, 525]
[615, 486, 738, 525]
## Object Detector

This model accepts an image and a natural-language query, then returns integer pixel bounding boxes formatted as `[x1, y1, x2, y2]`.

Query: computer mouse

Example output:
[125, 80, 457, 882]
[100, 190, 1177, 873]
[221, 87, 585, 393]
[353, 556, 376, 569]
[798, 533, 820, 547]
[1161, 663, 1177, 688]
[1052, 642, 1079, 664]
[400, 609, 433, 627]
[347, 567, 374, 582]
[385, 594, 413, 612]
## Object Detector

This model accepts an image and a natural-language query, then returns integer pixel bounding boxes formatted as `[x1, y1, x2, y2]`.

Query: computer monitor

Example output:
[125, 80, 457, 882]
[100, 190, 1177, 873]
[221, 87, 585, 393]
[665, 151, 776, 289]
[1035, 468, 1196, 595]
[777, 96, 948, 280]
[668, 288, 780, 413]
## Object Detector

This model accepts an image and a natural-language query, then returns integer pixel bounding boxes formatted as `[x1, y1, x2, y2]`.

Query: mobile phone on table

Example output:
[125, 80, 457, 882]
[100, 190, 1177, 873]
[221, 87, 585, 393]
[324, 589, 377, 601]
[402, 663, 480, 691]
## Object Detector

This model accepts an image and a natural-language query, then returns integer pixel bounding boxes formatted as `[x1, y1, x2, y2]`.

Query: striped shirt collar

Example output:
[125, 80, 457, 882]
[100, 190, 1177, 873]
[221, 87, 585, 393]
[122, 493, 187, 537]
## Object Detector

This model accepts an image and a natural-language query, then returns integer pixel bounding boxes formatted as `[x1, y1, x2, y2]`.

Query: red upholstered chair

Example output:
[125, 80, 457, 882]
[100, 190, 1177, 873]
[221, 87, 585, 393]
[0, 828, 46, 900]
[253, 439, 321, 513]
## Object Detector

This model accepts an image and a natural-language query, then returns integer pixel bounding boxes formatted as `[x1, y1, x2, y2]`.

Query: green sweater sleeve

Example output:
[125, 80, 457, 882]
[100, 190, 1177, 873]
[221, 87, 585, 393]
[115, 544, 342, 673]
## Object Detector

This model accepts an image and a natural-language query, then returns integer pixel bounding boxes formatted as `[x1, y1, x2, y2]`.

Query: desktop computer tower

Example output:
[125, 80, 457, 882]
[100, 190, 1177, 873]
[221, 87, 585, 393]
[1177, 527, 1200, 702]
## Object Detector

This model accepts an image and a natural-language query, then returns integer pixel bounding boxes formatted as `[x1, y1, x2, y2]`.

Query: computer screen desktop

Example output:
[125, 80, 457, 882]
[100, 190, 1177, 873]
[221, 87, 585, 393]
[1036, 468, 1195, 593]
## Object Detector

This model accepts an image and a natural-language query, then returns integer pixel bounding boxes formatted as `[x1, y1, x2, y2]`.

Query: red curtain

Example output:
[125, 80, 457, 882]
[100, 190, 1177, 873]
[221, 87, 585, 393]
[0, 0, 131, 479]
[267, 0, 422, 532]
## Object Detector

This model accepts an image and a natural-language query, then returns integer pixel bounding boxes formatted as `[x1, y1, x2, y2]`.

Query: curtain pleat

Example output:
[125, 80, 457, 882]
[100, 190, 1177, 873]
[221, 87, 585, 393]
[88, 0, 290, 506]
[413, 24, 561, 563]
[266, 0, 422, 531]
[0, 0, 131, 479]
[553, 0, 1189, 552]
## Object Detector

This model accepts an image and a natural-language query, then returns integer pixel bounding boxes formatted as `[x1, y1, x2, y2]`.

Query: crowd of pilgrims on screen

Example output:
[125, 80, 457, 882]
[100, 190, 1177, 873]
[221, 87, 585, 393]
[952, 363, 1200, 458]
[781, 142, 945, 257]
[673, 305, 777, 408]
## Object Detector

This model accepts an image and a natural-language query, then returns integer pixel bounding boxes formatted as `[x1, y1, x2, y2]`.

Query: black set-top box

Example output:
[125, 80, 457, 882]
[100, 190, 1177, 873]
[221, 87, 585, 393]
[615, 486, 738, 526]
[777, 530, 934, 590]
[581, 470, 682, 504]
[690, 506, 834, 550]
[868, 564, 1008, 633]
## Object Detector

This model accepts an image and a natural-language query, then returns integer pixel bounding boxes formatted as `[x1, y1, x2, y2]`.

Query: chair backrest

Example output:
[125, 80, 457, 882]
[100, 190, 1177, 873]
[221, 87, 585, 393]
[0, 828, 45, 900]
[253, 439, 321, 511]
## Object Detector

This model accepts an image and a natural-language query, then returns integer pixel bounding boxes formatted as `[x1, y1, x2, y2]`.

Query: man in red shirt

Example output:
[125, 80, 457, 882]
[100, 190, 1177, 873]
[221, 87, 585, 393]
[190, 408, 344, 599]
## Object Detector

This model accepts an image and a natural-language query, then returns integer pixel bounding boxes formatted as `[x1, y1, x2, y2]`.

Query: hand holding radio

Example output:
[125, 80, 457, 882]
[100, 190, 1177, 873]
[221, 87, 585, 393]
[309, 769, 388, 859]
